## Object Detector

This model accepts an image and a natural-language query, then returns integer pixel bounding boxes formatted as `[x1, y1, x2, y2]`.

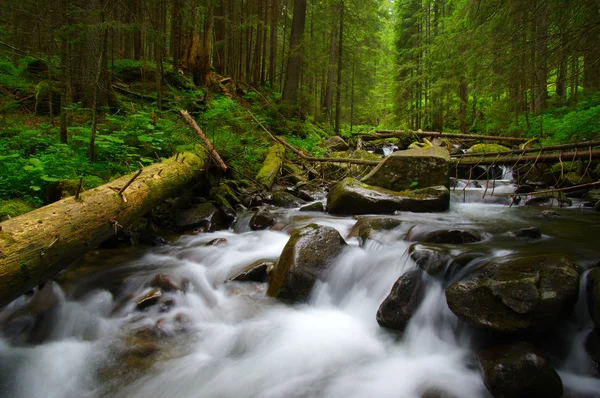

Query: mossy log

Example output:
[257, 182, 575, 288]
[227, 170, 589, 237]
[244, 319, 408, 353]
[0, 150, 208, 307]
[456, 140, 600, 158]
[256, 143, 286, 189]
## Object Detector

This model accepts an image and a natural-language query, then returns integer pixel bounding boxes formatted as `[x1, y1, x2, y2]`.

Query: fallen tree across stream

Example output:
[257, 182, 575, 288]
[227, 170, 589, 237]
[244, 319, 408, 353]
[366, 130, 531, 143]
[0, 149, 208, 307]
[452, 149, 600, 166]
[454, 140, 600, 158]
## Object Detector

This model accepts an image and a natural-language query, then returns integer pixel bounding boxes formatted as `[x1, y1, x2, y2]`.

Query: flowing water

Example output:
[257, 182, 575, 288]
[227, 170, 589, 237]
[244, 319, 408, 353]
[1, 171, 600, 398]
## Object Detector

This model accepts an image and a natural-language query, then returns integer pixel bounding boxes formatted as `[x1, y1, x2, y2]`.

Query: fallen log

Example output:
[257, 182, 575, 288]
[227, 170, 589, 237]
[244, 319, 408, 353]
[0, 149, 208, 307]
[452, 149, 600, 166]
[372, 130, 531, 143]
[455, 140, 600, 158]
[180, 110, 228, 171]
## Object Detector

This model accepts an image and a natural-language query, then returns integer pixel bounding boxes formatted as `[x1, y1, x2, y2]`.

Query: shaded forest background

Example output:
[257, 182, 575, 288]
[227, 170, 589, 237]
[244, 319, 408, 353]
[0, 0, 599, 210]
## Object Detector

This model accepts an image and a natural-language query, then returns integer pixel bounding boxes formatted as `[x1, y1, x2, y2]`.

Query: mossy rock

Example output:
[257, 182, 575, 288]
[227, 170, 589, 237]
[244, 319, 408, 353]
[327, 177, 450, 215]
[321, 136, 350, 152]
[267, 224, 347, 301]
[320, 150, 381, 180]
[446, 254, 580, 333]
[361, 147, 450, 191]
[550, 160, 583, 175]
[256, 143, 285, 189]
[209, 183, 241, 221]
[467, 144, 510, 153]
[0, 199, 37, 221]
[271, 191, 305, 208]
[282, 162, 307, 184]
[347, 217, 402, 243]
[299, 202, 325, 212]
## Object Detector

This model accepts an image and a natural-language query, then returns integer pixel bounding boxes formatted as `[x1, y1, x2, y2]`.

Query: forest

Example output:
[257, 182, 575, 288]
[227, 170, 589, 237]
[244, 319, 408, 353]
[0, 0, 599, 213]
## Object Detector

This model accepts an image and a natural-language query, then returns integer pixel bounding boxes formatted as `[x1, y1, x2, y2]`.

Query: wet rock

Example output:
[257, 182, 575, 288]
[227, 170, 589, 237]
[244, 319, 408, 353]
[205, 237, 228, 246]
[509, 227, 542, 240]
[209, 184, 240, 222]
[267, 224, 347, 301]
[271, 191, 306, 208]
[585, 330, 600, 375]
[250, 208, 275, 230]
[322, 136, 350, 152]
[327, 178, 450, 215]
[541, 210, 561, 218]
[478, 341, 563, 398]
[150, 273, 182, 292]
[231, 261, 274, 282]
[175, 202, 228, 232]
[587, 268, 600, 327]
[361, 147, 450, 191]
[446, 255, 580, 333]
[408, 243, 476, 277]
[515, 184, 536, 194]
[299, 202, 325, 212]
[135, 289, 163, 310]
[159, 297, 177, 313]
[452, 165, 489, 180]
[405, 228, 482, 244]
[376, 270, 424, 332]
[525, 193, 572, 207]
[347, 217, 402, 243]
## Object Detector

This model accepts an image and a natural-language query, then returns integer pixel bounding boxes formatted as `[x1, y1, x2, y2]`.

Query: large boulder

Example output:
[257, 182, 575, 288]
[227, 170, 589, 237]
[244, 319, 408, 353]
[256, 143, 285, 189]
[175, 202, 228, 232]
[445, 255, 580, 333]
[326, 178, 449, 215]
[588, 268, 600, 327]
[376, 269, 424, 332]
[271, 191, 306, 208]
[361, 147, 450, 191]
[321, 136, 350, 152]
[267, 224, 347, 301]
[478, 341, 563, 398]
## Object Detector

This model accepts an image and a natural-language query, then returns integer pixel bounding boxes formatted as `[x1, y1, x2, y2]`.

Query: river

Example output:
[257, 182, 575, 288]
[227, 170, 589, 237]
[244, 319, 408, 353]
[1, 170, 599, 398]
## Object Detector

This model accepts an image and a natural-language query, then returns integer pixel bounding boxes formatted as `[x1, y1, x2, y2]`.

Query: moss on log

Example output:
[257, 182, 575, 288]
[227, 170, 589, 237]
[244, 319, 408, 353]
[0, 150, 208, 307]
[256, 143, 286, 189]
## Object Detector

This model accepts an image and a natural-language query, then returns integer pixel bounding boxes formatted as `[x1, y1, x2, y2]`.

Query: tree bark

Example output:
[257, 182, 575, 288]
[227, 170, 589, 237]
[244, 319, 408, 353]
[281, 0, 307, 112]
[0, 150, 209, 308]
[334, 1, 343, 134]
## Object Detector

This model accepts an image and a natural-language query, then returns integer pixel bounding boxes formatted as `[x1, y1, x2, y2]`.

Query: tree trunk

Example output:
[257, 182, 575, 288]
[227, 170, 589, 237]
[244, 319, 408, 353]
[0, 150, 209, 308]
[534, 0, 548, 114]
[334, 2, 343, 134]
[281, 0, 307, 112]
[321, 4, 337, 122]
[583, 0, 600, 92]
[269, 0, 278, 85]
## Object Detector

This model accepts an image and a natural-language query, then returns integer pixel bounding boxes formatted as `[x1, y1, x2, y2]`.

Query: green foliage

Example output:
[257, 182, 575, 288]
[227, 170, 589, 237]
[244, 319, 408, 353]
[0, 199, 37, 220]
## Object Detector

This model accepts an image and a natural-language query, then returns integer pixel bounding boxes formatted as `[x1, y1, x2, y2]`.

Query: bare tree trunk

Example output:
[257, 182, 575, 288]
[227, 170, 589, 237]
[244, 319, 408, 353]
[281, 0, 307, 113]
[321, 3, 337, 122]
[534, 0, 548, 114]
[269, 0, 278, 85]
[89, 23, 108, 163]
[334, 2, 343, 134]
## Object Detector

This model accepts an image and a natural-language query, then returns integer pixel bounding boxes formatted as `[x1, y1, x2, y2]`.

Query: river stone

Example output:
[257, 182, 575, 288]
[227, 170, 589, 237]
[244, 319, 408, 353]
[135, 289, 163, 310]
[408, 243, 477, 277]
[405, 228, 482, 244]
[478, 341, 563, 398]
[299, 202, 325, 212]
[446, 255, 580, 333]
[587, 268, 600, 327]
[271, 191, 306, 208]
[250, 208, 275, 230]
[376, 269, 424, 332]
[361, 147, 450, 191]
[525, 193, 572, 207]
[509, 227, 542, 240]
[585, 330, 600, 375]
[322, 136, 350, 152]
[175, 202, 227, 232]
[267, 224, 347, 301]
[231, 261, 274, 282]
[347, 217, 402, 243]
[150, 273, 182, 292]
[326, 178, 450, 215]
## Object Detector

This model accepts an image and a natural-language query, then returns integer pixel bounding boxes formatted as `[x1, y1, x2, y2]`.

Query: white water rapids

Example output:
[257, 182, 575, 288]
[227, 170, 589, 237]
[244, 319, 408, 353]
[1, 174, 600, 398]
